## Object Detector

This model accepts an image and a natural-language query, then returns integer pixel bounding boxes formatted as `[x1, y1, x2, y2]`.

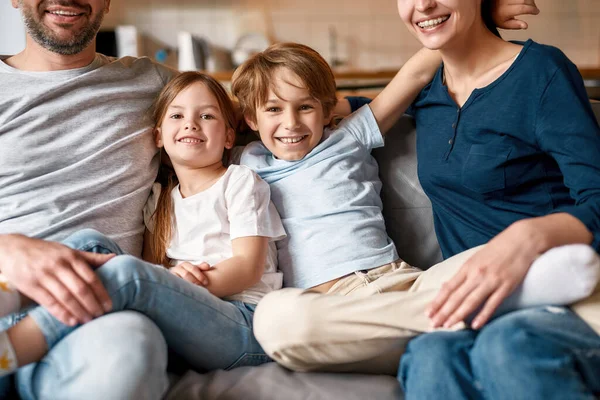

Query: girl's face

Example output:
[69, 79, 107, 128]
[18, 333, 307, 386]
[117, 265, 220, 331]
[397, 0, 481, 50]
[156, 82, 234, 170]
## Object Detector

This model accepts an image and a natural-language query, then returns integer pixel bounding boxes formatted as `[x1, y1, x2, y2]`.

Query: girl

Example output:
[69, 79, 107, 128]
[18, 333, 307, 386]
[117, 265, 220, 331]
[0, 71, 285, 378]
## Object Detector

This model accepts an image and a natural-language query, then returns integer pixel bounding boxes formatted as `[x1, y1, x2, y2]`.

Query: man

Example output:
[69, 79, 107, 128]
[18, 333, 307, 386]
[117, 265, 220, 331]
[0, 1, 175, 398]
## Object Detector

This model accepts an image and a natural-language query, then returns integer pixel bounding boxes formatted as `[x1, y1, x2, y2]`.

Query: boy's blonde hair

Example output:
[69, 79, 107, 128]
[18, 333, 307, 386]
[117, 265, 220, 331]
[231, 42, 337, 123]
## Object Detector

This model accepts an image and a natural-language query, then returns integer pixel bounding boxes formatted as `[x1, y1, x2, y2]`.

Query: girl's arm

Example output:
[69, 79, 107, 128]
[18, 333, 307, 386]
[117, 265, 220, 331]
[181, 169, 284, 298]
[190, 237, 269, 298]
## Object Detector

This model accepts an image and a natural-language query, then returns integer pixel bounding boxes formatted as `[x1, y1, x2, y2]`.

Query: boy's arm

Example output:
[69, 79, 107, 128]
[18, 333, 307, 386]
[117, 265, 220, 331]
[492, 0, 539, 30]
[369, 48, 441, 135]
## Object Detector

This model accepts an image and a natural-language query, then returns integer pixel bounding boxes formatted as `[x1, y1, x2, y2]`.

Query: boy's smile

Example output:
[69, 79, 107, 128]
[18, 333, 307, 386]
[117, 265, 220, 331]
[247, 67, 332, 161]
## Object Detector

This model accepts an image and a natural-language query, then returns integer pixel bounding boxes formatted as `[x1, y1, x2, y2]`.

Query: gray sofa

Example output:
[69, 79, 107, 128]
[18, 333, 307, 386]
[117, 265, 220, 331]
[165, 102, 600, 400]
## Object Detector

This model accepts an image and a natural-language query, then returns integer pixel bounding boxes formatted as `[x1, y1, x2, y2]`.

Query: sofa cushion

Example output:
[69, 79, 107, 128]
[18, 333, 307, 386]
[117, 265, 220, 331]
[373, 116, 443, 269]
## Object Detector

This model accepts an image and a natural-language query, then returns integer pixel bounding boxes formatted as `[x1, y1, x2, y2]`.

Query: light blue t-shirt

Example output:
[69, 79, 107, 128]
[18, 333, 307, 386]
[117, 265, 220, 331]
[241, 105, 399, 288]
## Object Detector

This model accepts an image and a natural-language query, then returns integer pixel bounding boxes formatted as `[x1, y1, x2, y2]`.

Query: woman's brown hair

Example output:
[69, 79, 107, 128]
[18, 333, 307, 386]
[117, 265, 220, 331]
[482, 0, 502, 38]
[148, 71, 237, 267]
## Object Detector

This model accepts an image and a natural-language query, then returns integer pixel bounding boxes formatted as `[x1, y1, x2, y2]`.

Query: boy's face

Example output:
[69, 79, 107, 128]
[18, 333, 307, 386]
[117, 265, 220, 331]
[246, 68, 332, 161]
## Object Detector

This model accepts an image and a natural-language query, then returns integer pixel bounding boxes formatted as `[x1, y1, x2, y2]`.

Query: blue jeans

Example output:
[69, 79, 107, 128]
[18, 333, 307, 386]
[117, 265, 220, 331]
[3, 229, 270, 399]
[399, 306, 600, 400]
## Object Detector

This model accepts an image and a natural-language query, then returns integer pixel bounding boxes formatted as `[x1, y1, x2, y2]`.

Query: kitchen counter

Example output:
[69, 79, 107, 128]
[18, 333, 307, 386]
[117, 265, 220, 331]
[211, 68, 600, 99]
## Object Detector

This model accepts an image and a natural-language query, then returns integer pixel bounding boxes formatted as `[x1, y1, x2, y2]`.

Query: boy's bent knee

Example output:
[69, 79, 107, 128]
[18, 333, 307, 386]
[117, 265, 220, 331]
[254, 289, 324, 356]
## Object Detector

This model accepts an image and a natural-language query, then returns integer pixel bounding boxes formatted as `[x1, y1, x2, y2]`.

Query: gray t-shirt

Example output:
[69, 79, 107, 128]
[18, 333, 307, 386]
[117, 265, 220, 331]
[0, 54, 175, 256]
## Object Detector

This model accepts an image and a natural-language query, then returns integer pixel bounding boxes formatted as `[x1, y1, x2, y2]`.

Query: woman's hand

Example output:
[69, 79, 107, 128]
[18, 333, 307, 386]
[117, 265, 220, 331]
[492, 0, 540, 30]
[170, 262, 211, 286]
[427, 220, 544, 329]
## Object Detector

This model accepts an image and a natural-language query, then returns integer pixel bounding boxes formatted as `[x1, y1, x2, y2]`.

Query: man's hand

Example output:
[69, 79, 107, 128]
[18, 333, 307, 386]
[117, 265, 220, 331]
[170, 262, 210, 286]
[0, 234, 114, 326]
[492, 0, 540, 30]
[426, 221, 542, 330]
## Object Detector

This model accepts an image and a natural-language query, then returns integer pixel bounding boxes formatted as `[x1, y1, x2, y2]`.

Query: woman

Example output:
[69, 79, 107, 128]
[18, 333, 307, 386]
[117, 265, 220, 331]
[394, 0, 600, 398]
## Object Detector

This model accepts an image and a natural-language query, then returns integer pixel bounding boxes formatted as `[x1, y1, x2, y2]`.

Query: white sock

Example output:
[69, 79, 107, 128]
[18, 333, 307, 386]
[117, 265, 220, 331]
[0, 277, 21, 317]
[0, 331, 18, 377]
[499, 244, 600, 313]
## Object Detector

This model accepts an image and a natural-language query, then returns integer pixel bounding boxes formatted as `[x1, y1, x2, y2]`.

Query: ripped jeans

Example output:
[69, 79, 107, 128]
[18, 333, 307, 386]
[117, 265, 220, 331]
[400, 306, 600, 400]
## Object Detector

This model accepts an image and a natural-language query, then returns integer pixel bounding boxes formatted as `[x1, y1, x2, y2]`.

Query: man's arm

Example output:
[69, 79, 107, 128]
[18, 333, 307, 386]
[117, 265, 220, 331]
[0, 234, 114, 325]
[492, 0, 539, 30]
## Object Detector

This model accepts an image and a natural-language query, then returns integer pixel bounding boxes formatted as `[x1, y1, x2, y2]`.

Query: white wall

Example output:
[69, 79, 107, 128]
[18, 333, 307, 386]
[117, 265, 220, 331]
[0, 2, 26, 55]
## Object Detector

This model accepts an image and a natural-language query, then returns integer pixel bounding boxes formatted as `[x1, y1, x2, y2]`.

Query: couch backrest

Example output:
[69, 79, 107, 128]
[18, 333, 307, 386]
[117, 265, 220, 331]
[375, 101, 600, 269]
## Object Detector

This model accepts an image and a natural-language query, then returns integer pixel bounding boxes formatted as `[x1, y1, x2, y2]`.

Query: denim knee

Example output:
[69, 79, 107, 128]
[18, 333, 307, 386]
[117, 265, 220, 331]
[399, 331, 465, 382]
[470, 307, 567, 368]
[61, 228, 123, 255]
[96, 254, 149, 286]
[17, 312, 169, 400]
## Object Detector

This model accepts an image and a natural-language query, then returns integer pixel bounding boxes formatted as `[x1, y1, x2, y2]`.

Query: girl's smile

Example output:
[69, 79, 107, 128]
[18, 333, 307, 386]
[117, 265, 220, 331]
[155, 81, 234, 170]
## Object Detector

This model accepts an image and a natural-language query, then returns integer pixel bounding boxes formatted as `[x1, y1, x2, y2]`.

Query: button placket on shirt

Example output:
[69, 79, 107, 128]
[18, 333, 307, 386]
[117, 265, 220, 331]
[444, 108, 461, 160]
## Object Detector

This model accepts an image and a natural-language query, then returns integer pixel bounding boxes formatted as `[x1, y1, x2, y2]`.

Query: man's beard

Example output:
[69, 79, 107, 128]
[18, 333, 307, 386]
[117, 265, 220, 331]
[19, 0, 106, 56]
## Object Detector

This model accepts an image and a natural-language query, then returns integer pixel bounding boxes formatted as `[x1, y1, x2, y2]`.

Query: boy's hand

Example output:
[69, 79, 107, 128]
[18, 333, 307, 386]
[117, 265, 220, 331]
[492, 0, 540, 30]
[171, 262, 210, 286]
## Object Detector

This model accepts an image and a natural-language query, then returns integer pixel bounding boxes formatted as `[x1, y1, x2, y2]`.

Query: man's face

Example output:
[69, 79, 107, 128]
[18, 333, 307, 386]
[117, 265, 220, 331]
[15, 0, 110, 55]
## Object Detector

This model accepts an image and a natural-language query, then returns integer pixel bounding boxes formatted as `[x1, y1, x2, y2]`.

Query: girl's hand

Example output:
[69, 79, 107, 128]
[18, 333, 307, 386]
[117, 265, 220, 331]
[170, 262, 211, 286]
[427, 221, 543, 330]
[492, 0, 540, 30]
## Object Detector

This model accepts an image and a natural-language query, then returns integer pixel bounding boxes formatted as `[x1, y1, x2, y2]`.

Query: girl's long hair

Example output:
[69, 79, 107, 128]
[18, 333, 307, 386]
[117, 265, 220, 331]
[148, 71, 237, 267]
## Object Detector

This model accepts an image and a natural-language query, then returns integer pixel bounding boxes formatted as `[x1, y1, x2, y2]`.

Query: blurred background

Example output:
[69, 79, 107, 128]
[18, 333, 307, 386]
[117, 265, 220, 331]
[1, 0, 599, 98]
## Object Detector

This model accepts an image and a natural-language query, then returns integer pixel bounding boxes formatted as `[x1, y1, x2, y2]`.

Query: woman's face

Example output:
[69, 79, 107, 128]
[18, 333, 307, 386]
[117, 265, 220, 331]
[397, 0, 481, 50]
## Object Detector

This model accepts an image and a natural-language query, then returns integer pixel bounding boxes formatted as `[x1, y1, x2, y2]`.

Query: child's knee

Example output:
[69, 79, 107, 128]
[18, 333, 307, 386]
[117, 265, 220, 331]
[95, 255, 147, 285]
[254, 289, 318, 350]
[62, 228, 105, 247]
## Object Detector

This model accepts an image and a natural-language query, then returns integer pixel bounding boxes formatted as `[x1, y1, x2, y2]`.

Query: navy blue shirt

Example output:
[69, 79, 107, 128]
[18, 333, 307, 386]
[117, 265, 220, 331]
[349, 39, 600, 259]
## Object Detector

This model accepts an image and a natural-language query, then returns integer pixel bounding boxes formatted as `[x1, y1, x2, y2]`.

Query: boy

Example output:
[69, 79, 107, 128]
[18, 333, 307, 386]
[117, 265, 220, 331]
[231, 42, 600, 375]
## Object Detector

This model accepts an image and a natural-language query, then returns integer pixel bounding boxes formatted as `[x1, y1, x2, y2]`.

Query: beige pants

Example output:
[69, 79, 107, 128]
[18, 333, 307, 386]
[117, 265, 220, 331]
[254, 246, 600, 375]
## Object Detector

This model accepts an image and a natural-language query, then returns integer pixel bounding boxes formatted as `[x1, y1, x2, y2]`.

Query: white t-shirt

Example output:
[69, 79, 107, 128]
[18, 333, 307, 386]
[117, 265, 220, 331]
[144, 165, 286, 304]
